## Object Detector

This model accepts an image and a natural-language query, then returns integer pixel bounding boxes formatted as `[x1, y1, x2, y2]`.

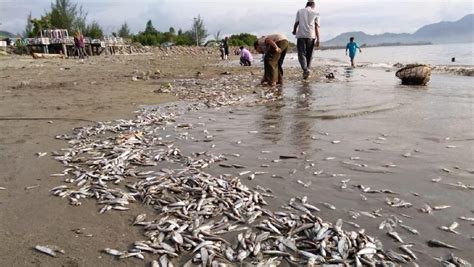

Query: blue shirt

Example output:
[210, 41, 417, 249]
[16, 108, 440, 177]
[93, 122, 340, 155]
[346, 42, 360, 57]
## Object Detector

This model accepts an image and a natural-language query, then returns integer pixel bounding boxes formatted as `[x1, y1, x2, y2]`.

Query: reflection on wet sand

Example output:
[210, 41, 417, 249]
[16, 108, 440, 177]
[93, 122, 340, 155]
[291, 83, 314, 151]
[258, 103, 284, 143]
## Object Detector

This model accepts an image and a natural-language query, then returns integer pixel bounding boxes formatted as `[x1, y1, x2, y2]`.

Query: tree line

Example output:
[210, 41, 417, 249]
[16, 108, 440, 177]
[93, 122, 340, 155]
[22, 0, 258, 47]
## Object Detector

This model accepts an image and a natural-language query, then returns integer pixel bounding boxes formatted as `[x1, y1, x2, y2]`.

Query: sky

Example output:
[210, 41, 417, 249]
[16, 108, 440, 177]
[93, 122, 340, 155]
[0, 0, 472, 41]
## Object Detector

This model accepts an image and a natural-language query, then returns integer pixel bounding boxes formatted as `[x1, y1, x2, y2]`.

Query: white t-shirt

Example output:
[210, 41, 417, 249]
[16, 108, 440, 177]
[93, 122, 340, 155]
[295, 7, 320, 39]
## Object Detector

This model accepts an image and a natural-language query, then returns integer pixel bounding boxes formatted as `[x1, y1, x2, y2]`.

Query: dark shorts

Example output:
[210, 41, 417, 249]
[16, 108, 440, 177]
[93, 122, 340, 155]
[240, 58, 251, 66]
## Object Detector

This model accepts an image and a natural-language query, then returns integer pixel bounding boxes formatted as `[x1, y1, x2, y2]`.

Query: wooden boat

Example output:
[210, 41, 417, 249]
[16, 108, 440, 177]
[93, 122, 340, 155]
[396, 64, 431, 85]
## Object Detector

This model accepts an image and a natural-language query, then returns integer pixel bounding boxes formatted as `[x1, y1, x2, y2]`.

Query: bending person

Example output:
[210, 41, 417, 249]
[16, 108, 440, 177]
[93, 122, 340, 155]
[254, 34, 289, 87]
[239, 46, 253, 66]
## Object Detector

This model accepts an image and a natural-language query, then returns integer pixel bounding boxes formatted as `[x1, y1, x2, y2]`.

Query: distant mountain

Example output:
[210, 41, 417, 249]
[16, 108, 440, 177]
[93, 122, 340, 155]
[0, 30, 15, 38]
[415, 14, 474, 43]
[323, 14, 473, 47]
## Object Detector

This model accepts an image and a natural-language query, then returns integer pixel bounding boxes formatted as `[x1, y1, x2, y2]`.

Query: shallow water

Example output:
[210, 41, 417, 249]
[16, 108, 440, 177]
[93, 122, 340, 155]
[294, 43, 474, 67]
[152, 68, 473, 264]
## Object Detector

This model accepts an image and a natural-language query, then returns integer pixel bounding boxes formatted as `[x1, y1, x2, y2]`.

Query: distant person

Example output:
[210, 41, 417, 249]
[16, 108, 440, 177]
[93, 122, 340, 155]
[78, 32, 88, 59]
[254, 34, 289, 87]
[292, 0, 320, 79]
[346, 37, 362, 67]
[239, 46, 253, 66]
[222, 36, 229, 60]
[73, 32, 83, 59]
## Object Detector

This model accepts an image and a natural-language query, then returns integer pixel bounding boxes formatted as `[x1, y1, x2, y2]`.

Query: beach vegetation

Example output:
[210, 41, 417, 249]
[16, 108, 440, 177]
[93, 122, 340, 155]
[118, 22, 131, 38]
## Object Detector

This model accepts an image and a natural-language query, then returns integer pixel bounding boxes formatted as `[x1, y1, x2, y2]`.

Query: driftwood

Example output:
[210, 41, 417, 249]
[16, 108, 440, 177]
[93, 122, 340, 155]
[396, 64, 431, 85]
[32, 53, 66, 59]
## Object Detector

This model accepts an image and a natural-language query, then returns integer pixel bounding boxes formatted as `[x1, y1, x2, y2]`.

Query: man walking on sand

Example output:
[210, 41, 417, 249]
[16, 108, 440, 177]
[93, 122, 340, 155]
[293, 0, 320, 79]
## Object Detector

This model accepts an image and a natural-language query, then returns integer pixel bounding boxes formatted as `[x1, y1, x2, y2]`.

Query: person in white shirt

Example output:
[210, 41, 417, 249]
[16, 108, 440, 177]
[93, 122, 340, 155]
[292, 0, 320, 79]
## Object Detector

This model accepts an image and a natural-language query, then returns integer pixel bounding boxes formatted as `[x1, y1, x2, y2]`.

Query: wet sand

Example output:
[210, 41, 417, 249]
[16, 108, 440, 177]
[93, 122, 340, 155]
[0, 52, 472, 266]
[169, 69, 474, 263]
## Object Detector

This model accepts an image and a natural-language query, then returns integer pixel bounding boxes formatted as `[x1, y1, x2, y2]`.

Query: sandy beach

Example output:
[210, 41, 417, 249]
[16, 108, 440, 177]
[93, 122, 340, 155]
[0, 50, 473, 267]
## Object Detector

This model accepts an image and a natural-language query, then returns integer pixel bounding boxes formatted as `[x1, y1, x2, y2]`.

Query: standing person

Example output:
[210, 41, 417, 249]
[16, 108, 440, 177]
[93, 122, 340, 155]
[73, 32, 83, 59]
[239, 46, 253, 66]
[222, 36, 229, 60]
[346, 37, 362, 67]
[78, 32, 88, 59]
[292, 0, 320, 79]
[219, 43, 225, 60]
[254, 34, 289, 87]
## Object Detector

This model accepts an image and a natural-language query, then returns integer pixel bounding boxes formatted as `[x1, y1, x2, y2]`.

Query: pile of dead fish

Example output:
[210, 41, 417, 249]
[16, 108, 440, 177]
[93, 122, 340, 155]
[47, 104, 407, 266]
[156, 75, 259, 108]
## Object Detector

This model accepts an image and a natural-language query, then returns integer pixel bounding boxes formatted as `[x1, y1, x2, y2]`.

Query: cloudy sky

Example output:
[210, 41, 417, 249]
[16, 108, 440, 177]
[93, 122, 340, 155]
[0, 0, 472, 40]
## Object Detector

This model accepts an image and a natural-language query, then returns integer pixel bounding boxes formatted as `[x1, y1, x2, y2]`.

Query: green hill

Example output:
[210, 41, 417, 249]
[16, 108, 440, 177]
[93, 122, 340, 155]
[0, 30, 16, 38]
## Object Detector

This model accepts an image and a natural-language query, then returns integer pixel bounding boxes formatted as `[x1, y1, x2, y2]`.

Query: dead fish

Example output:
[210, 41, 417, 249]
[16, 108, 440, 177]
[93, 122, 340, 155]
[280, 155, 298, 159]
[440, 222, 460, 234]
[433, 205, 451, 210]
[34, 245, 58, 257]
[399, 224, 419, 235]
[0, 187, 6, 190]
[442, 253, 472, 266]
[420, 204, 433, 214]
[332, 140, 341, 144]
[387, 231, 404, 243]
[36, 152, 48, 157]
[133, 214, 146, 225]
[459, 217, 474, 222]
[297, 180, 311, 188]
[432, 177, 443, 183]
[345, 221, 361, 228]
[104, 248, 123, 256]
[119, 251, 144, 260]
[218, 163, 233, 168]
[357, 247, 377, 255]
[359, 211, 377, 218]
[399, 245, 417, 260]
[313, 170, 324, 175]
[442, 168, 453, 173]
[320, 202, 336, 210]
[232, 164, 246, 169]
[427, 239, 457, 249]
[25, 185, 40, 190]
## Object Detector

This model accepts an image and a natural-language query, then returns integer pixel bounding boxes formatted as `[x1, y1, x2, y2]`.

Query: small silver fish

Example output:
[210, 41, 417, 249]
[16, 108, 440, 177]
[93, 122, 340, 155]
[320, 202, 336, 210]
[104, 248, 123, 256]
[427, 239, 457, 249]
[433, 205, 451, 210]
[35, 245, 64, 257]
[400, 245, 417, 260]
[387, 231, 404, 243]
[399, 224, 419, 235]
